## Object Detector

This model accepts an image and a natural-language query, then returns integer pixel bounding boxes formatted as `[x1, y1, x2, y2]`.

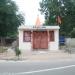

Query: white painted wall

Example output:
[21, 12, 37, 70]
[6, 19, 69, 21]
[49, 30, 59, 51]
[19, 30, 32, 52]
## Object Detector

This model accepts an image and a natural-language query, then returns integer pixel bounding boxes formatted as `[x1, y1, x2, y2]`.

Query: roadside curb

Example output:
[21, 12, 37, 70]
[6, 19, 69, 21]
[0, 60, 30, 63]
[0, 58, 75, 63]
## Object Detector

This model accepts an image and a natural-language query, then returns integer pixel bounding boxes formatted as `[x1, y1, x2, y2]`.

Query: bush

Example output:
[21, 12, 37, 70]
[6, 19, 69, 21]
[70, 28, 75, 38]
[15, 48, 21, 59]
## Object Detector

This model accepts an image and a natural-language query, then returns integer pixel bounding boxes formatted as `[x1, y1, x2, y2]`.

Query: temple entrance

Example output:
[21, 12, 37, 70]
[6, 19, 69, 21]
[33, 31, 48, 50]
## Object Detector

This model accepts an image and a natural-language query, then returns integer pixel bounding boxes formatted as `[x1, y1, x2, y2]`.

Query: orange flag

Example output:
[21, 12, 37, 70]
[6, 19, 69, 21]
[35, 15, 42, 27]
[56, 16, 61, 24]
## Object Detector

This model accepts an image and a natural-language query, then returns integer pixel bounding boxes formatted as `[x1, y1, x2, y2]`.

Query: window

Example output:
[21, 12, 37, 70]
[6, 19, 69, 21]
[49, 31, 54, 41]
[23, 31, 31, 42]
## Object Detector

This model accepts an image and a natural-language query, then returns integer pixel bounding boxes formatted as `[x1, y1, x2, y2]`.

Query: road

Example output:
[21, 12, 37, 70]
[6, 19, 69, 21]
[0, 59, 75, 75]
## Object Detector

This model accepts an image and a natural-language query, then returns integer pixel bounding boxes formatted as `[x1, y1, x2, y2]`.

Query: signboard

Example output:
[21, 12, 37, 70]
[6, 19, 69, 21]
[33, 26, 46, 31]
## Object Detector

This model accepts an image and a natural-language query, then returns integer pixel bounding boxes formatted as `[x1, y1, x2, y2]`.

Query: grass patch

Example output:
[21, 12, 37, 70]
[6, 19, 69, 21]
[0, 46, 8, 53]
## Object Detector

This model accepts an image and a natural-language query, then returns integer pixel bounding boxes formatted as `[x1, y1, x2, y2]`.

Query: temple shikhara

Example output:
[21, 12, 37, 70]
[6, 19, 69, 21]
[18, 16, 60, 52]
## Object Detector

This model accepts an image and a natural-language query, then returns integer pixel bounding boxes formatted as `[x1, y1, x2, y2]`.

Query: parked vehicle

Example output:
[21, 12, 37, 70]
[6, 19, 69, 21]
[59, 36, 65, 45]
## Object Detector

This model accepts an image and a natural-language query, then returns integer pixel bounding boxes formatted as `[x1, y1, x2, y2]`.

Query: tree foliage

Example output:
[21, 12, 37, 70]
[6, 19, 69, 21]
[40, 0, 75, 37]
[0, 0, 24, 37]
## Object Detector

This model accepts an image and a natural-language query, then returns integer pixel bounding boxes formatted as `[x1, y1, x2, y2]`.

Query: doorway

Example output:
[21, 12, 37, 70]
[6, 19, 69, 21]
[33, 31, 48, 50]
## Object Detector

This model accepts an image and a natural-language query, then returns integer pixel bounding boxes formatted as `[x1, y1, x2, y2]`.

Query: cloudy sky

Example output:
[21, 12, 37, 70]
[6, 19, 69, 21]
[14, 0, 45, 26]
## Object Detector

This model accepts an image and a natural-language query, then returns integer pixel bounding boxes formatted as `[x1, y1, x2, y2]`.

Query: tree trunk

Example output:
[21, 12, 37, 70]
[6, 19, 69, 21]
[0, 37, 5, 53]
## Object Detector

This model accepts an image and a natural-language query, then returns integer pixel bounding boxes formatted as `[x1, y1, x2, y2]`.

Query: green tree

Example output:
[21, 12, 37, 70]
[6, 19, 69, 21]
[40, 0, 75, 37]
[0, 0, 24, 45]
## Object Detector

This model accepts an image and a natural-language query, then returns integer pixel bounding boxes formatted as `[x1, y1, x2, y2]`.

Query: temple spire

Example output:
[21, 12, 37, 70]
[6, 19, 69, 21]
[35, 15, 42, 27]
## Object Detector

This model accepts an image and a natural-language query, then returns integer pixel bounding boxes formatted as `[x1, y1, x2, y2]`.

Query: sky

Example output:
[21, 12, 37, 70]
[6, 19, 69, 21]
[14, 0, 45, 26]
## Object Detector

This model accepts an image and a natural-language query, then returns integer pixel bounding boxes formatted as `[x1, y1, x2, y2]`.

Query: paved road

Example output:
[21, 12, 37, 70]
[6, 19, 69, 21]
[0, 59, 75, 75]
